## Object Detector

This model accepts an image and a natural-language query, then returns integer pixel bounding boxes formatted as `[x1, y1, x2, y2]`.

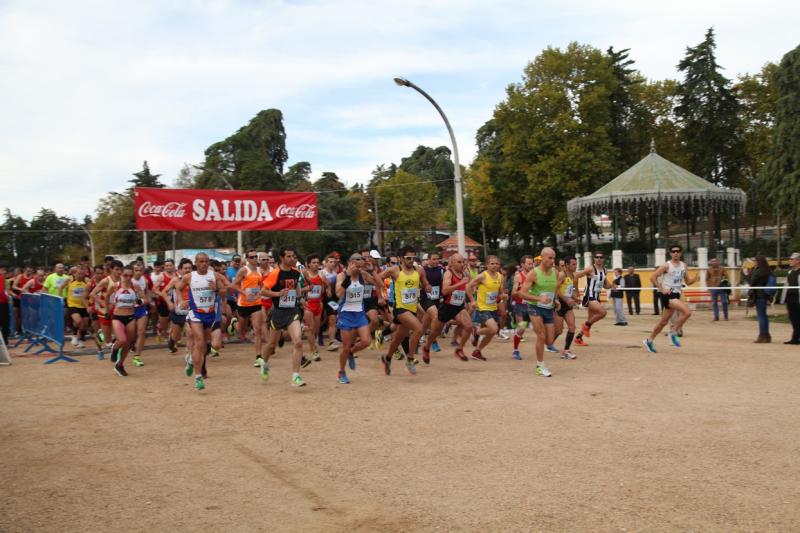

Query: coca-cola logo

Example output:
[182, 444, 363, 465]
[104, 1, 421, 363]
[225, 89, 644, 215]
[138, 201, 187, 218]
[275, 203, 316, 219]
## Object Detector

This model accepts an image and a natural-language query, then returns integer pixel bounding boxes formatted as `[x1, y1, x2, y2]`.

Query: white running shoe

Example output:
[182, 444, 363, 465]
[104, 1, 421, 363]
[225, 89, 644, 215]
[535, 364, 552, 377]
[497, 330, 510, 341]
[560, 350, 576, 360]
[71, 336, 78, 347]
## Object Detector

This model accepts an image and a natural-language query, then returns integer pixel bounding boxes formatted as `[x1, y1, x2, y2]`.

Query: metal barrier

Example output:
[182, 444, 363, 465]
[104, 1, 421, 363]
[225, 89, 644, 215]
[12, 293, 76, 364]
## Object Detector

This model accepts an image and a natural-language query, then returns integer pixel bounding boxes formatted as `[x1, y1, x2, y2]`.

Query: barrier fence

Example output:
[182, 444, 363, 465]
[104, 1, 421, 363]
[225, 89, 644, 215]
[13, 293, 76, 364]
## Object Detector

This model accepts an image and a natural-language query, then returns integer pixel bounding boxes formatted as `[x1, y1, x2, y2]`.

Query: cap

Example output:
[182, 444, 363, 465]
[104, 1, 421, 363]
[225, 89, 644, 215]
[232, 255, 242, 260]
[369, 250, 381, 259]
[791, 252, 800, 260]
[535, 255, 542, 261]
[331, 251, 341, 258]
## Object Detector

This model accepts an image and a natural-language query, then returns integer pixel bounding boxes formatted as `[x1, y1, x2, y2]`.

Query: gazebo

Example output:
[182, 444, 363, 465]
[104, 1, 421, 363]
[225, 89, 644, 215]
[566, 143, 747, 255]
[436, 235, 482, 259]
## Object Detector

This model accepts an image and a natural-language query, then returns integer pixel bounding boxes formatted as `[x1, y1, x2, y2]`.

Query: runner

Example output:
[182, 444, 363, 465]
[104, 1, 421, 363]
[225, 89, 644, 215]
[175, 253, 222, 390]
[11, 266, 33, 336]
[259, 247, 308, 387]
[224, 254, 242, 338]
[87, 265, 106, 347]
[421, 253, 473, 362]
[152, 259, 175, 344]
[22, 269, 46, 294]
[65, 268, 89, 348]
[419, 251, 445, 359]
[302, 253, 331, 362]
[511, 255, 534, 360]
[554, 256, 579, 360]
[643, 245, 699, 353]
[107, 264, 145, 377]
[321, 254, 341, 351]
[334, 254, 372, 384]
[129, 262, 152, 367]
[518, 248, 562, 377]
[378, 245, 430, 376]
[573, 251, 613, 346]
[89, 261, 123, 354]
[466, 255, 506, 361]
[158, 259, 193, 356]
[230, 250, 264, 365]
[43, 263, 69, 298]
[359, 249, 385, 350]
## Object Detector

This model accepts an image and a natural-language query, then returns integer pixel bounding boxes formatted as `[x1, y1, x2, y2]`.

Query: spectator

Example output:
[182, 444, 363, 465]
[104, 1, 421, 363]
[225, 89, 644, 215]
[782, 252, 800, 345]
[0, 264, 9, 343]
[707, 257, 729, 321]
[610, 268, 628, 326]
[748, 255, 772, 343]
[623, 266, 641, 315]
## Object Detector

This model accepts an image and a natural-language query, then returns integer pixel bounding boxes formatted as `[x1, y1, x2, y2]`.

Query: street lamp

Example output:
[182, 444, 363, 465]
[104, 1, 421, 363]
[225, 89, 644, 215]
[393, 77, 466, 256]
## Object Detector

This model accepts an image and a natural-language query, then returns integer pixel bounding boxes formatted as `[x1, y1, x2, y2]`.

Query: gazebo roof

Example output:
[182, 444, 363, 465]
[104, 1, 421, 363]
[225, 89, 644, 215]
[567, 145, 746, 217]
[436, 235, 482, 249]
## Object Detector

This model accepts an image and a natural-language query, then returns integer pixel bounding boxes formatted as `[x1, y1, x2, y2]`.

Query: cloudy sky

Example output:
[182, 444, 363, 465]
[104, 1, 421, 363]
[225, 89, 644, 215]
[1, 0, 797, 221]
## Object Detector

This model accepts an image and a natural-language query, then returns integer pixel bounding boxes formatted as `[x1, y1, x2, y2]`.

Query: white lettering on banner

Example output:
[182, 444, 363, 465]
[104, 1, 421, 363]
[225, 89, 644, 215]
[192, 199, 275, 222]
[138, 201, 187, 218]
[276, 203, 316, 219]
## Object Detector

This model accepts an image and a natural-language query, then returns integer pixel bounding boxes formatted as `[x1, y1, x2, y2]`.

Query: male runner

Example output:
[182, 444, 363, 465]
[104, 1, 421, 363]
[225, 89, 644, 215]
[421, 253, 474, 362]
[643, 245, 699, 353]
[89, 261, 123, 355]
[573, 251, 613, 346]
[65, 268, 89, 348]
[554, 256, 579, 360]
[520, 247, 561, 377]
[420, 251, 445, 356]
[302, 253, 331, 362]
[231, 250, 264, 364]
[158, 259, 193, 356]
[467, 255, 506, 361]
[43, 263, 69, 298]
[511, 255, 534, 360]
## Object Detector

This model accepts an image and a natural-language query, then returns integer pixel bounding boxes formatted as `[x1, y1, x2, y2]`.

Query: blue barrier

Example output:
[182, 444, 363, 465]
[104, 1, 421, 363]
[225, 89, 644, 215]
[13, 293, 76, 364]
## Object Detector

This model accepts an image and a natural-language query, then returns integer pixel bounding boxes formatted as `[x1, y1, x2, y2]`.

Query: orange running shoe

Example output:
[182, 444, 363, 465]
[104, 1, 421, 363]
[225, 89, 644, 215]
[582, 323, 591, 337]
[574, 336, 588, 347]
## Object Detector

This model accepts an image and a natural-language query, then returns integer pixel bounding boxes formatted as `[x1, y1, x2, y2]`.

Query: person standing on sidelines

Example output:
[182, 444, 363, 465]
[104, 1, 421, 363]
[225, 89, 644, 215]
[573, 252, 613, 346]
[421, 253, 473, 362]
[511, 255, 534, 360]
[378, 245, 430, 376]
[467, 255, 506, 361]
[782, 252, 800, 345]
[231, 250, 265, 365]
[334, 254, 372, 384]
[554, 256, 579, 360]
[643, 245, 699, 353]
[747, 255, 774, 344]
[707, 257, 729, 321]
[259, 247, 308, 388]
[519, 247, 561, 377]
[11, 266, 33, 336]
[175, 253, 221, 391]
[610, 268, 628, 326]
[624, 267, 642, 316]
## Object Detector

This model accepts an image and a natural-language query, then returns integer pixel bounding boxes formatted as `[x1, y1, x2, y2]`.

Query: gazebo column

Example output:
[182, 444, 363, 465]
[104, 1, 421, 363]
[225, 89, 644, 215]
[697, 247, 709, 288]
[585, 216, 591, 252]
[699, 204, 706, 248]
[734, 209, 740, 250]
[685, 217, 691, 255]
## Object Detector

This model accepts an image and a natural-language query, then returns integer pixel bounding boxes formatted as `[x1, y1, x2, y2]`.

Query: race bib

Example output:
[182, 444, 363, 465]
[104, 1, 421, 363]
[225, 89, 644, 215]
[427, 286, 440, 300]
[308, 285, 323, 300]
[485, 291, 498, 306]
[71, 287, 85, 298]
[450, 290, 465, 306]
[195, 289, 215, 307]
[346, 286, 364, 304]
[363, 284, 374, 297]
[537, 291, 555, 309]
[401, 287, 418, 305]
[564, 285, 574, 298]
[279, 289, 297, 308]
[245, 287, 260, 302]
[55, 277, 67, 288]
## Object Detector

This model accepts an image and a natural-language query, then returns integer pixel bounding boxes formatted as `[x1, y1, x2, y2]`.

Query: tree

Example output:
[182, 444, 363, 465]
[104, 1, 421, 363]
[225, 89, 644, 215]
[675, 28, 743, 188]
[376, 170, 439, 248]
[284, 161, 313, 191]
[195, 109, 288, 191]
[398, 145, 454, 206]
[607, 47, 644, 171]
[0, 209, 31, 266]
[130, 161, 163, 189]
[763, 44, 800, 246]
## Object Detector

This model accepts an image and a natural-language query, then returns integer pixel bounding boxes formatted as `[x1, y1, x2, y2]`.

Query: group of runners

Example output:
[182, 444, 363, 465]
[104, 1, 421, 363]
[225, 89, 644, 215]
[3, 243, 699, 390]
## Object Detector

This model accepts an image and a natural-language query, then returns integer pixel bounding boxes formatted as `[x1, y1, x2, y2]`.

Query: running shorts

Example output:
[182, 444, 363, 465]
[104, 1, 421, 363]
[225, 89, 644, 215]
[658, 292, 681, 309]
[156, 301, 170, 318]
[238, 304, 262, 318]
[336, 310, 369, 331]
[67, 307, 88, 318]
[473, 310, 499, 326]
[269, 307, 301, 330]
[529, 306, 555, 325]
[170, 311, 187, 326]
[113, 314, 135, 326]
[437, 303, 464, 323]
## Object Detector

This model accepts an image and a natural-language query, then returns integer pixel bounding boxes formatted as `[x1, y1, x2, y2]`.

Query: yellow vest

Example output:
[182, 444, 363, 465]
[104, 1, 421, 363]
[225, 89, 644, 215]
[477, 271, 502, 311]
[394, 268, 420, 312]
[66, 280, 87, 308]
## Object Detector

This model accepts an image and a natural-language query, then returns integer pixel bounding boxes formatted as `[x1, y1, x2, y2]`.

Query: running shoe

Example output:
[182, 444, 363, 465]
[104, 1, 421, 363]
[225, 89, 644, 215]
[471, 349, 487, 361]
[168, 338, 177, 354]
[497, 330, 510, 341]
[643, 338, 657, 353]
[405, 356, 417, 375]
[278, 335, 285, 348]
[209, 347, 220, 358]
[71, 336, 78, 347]
[110, 347, 119, 364]
[450, 340, 460, 348]
[253, 357, 261, 367]
[512, 349, 522, 360]
[195, 376, 205, 390]
[94, 335, 103, 350]
[301, 355, 312, 368]
[561, 350, 577, 360]
[545, 344, 559, 353]
[133, 355, 144, 367]
[184, 353, 194, 377]
[156, 334, 163, 344]
[114, 363, 128, 377]
[454, 348, 468, 361]
[374, 330, 383, 350]
[582, 323, 591, 337]
[227, 317, 238, 336]
[292, 373, 306, 387]
[431, 340, 441, 352]
[259, 358, 270, 382]
[76, 340, 85, 349]
[535, 364, 552, 377]
[327, 341, 339, 352]
[574, 337, 588, 347]
[337, 371, 350, 384]
[410, 357, 420, 365]
[422, 345, 431, 365]
[393, 350, 404, 360]
[381, 354, 392, 375]
[669, 332, 681, 347]
[98, 331, 106, 343]
[312, 351, 321, 362]
[471, 327, 479, 347]
[348, 353, 356, 370]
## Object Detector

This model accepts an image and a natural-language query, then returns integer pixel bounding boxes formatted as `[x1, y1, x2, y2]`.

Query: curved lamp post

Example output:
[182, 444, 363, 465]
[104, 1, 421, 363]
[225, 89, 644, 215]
[393, 77, 466, 256]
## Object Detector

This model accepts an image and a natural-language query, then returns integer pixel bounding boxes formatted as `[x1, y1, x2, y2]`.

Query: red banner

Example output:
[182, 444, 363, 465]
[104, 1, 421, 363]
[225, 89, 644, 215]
[135, 188, 318, 231]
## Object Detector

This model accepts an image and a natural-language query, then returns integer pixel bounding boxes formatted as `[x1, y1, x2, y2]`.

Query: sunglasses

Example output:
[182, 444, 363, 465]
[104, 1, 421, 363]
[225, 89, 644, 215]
[404, 256, 417, 260]
[389, 261, 398, 265]
[595, 255, 604, 259]
[122, 273, 132, 278]
[247, 255, 257, 259]
[671, 250, 681, 253]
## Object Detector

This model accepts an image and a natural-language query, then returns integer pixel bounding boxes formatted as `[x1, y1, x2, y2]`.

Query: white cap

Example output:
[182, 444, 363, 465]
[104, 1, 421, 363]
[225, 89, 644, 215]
[369, 250, 381, 259]
[791, 252, 800, 260]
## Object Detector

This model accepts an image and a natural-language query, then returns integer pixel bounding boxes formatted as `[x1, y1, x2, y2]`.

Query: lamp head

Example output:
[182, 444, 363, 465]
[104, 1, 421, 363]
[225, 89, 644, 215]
[393, 77, 410, 87]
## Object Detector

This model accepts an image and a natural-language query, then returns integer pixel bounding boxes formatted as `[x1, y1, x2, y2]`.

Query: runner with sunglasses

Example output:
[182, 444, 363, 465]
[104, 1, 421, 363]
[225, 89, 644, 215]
[643, 245, 699, 353]
[467, 255, 507, 361]
[573, 252, 613, 346]
[378, 245, 431, 376]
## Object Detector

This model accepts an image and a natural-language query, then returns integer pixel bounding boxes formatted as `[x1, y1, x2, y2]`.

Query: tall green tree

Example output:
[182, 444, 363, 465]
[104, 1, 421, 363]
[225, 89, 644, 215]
[284, 161, 313, 191]
[763, 44, 800, 246]
[377, 169, 439, 249]
[607, 47, 644, 171]
[675, 28, 743, 188]
[398, 145, 454, 206]
[0, 209, 32, 266]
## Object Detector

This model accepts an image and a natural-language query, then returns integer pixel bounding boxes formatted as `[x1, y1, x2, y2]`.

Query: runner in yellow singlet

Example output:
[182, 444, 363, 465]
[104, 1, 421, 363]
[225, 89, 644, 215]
[466, 255, 506, 361]
[66, 269, 89, 348]
[377, 245, 430, 376]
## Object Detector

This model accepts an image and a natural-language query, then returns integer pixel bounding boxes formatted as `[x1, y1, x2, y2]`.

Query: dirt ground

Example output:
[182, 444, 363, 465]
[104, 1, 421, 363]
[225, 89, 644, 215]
[2, 307, 799, 532]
